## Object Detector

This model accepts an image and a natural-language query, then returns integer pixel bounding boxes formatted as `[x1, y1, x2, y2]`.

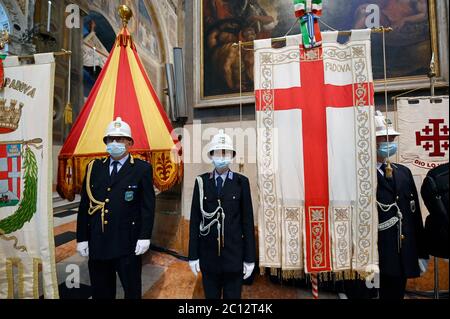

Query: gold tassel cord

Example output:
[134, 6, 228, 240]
[63, 48, 73, 126]
[385, 160, 393, 178]
[64, 102, 73, 125]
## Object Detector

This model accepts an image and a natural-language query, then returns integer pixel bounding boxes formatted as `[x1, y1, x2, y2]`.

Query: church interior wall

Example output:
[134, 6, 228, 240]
[0, 0, 448, 296]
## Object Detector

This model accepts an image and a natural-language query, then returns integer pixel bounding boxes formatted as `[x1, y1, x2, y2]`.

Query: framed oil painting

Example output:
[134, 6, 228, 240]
[194, 0, 446, 108]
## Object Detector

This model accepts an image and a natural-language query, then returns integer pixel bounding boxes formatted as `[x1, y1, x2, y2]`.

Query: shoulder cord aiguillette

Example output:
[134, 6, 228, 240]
[196, 176, 225, 256]
[86, 160, 107, 233]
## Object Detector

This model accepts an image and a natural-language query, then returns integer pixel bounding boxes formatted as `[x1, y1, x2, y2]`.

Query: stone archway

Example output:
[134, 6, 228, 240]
[82, 10, 116, 98]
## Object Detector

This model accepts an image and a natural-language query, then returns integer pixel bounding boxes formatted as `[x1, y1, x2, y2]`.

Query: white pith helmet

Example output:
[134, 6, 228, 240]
[103, 117, 133, 144]
[208, 129, 236, 158]
[375, 111, 400, 137]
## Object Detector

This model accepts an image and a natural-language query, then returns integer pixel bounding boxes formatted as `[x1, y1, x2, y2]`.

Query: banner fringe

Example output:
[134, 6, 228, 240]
[281, 269, 305, 280]
[259, 266, 266, 276]
[258, 267, 377, 282]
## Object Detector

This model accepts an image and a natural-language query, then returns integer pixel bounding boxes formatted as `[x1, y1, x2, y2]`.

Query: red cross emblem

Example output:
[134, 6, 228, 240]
[416, 119, 449, 157]
[256, 46, 374, 272]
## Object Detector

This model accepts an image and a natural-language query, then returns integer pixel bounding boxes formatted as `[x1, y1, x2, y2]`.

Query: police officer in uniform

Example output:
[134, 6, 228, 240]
[76, 117, 155, 299]
[421, 163, 449, 259]
[188, 130, 256, 299]
[374, 111, 429, 299]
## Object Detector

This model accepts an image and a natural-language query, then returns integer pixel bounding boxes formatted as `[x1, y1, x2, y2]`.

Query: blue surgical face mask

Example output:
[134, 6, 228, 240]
[377, 142, 398, 159]
[107, 142, 127, 158]
[212, 157, 232, 170]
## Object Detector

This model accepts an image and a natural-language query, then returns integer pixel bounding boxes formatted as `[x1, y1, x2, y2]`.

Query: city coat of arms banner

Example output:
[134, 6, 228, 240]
[0, 54, 58, 299]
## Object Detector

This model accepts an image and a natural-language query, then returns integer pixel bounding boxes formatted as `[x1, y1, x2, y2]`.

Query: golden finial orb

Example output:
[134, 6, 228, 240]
[118, 5, 133, 27]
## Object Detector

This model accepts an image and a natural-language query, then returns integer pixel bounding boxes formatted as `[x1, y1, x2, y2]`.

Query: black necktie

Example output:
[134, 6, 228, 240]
[216, 176, 223, 196]
[111, 161, 119, 181]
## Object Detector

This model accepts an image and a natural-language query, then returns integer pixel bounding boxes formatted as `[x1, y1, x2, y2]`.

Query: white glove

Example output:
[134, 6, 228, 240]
[243, 262, 255, 280]
[189, 259, 201, 277]
[418, 258, 429, 274]
[77, 241, 89, 257]
[135, 240, 151, 256]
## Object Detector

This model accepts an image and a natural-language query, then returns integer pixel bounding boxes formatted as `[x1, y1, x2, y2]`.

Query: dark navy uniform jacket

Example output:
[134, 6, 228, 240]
[189, 171, 256, 274]
[77, 156, 155, 260]
[377, 163, 428, 278]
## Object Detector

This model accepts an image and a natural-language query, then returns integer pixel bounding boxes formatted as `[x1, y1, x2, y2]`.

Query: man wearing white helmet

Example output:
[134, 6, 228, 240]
[76, 117, 155, 299]
[374, 111, 428, 299]
[188, 130, 256, 299]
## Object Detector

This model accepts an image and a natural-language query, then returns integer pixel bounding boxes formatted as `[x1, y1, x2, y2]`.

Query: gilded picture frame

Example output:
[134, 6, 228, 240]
[193, 0, 448, 108]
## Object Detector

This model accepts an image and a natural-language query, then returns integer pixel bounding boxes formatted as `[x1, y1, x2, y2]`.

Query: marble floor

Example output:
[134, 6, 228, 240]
[52, 207, 447, 300]
[53, 210, 338, 299]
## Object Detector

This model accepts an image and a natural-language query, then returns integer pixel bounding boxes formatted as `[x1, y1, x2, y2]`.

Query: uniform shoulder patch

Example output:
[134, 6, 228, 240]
[235, 172, 248, 182]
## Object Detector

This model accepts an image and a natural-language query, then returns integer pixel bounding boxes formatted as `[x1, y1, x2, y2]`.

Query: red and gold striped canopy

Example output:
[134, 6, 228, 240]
[57, 27, 182, 200]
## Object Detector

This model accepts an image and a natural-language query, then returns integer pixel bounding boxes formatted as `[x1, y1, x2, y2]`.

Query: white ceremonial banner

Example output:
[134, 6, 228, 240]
[397, 96, 449, 173]
[397, 96, 449, 217]
[0, 54, 59, 299]
[255, 30, 378, 277]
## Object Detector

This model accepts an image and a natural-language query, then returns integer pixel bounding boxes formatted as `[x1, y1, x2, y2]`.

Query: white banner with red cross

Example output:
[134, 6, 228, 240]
[397, 96, 449, 214]
[0, 54, 58, 299]
[255, 30, 378, 277]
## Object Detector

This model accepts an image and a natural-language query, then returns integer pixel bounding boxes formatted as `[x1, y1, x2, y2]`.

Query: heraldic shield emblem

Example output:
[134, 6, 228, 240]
[0, 98, 40, 238]
[0, 143, 22, 208]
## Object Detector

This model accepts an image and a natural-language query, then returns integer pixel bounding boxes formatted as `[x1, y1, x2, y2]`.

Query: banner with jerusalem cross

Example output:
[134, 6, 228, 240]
[255, 30, 379, 278]
[397, 96, 449, 216]
[0, 54, 58, 299]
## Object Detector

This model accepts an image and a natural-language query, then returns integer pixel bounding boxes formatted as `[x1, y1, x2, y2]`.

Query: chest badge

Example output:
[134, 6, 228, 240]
[410, 200, 416, 213]
[125, 191, 134, 202]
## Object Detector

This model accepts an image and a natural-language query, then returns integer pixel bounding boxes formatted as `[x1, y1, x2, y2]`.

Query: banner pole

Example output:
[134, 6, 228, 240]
[13, 50, 72, 61]
[234, 27, 393, 48]
[311, 273, 319, 299]
[428, 53, 440, 300]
